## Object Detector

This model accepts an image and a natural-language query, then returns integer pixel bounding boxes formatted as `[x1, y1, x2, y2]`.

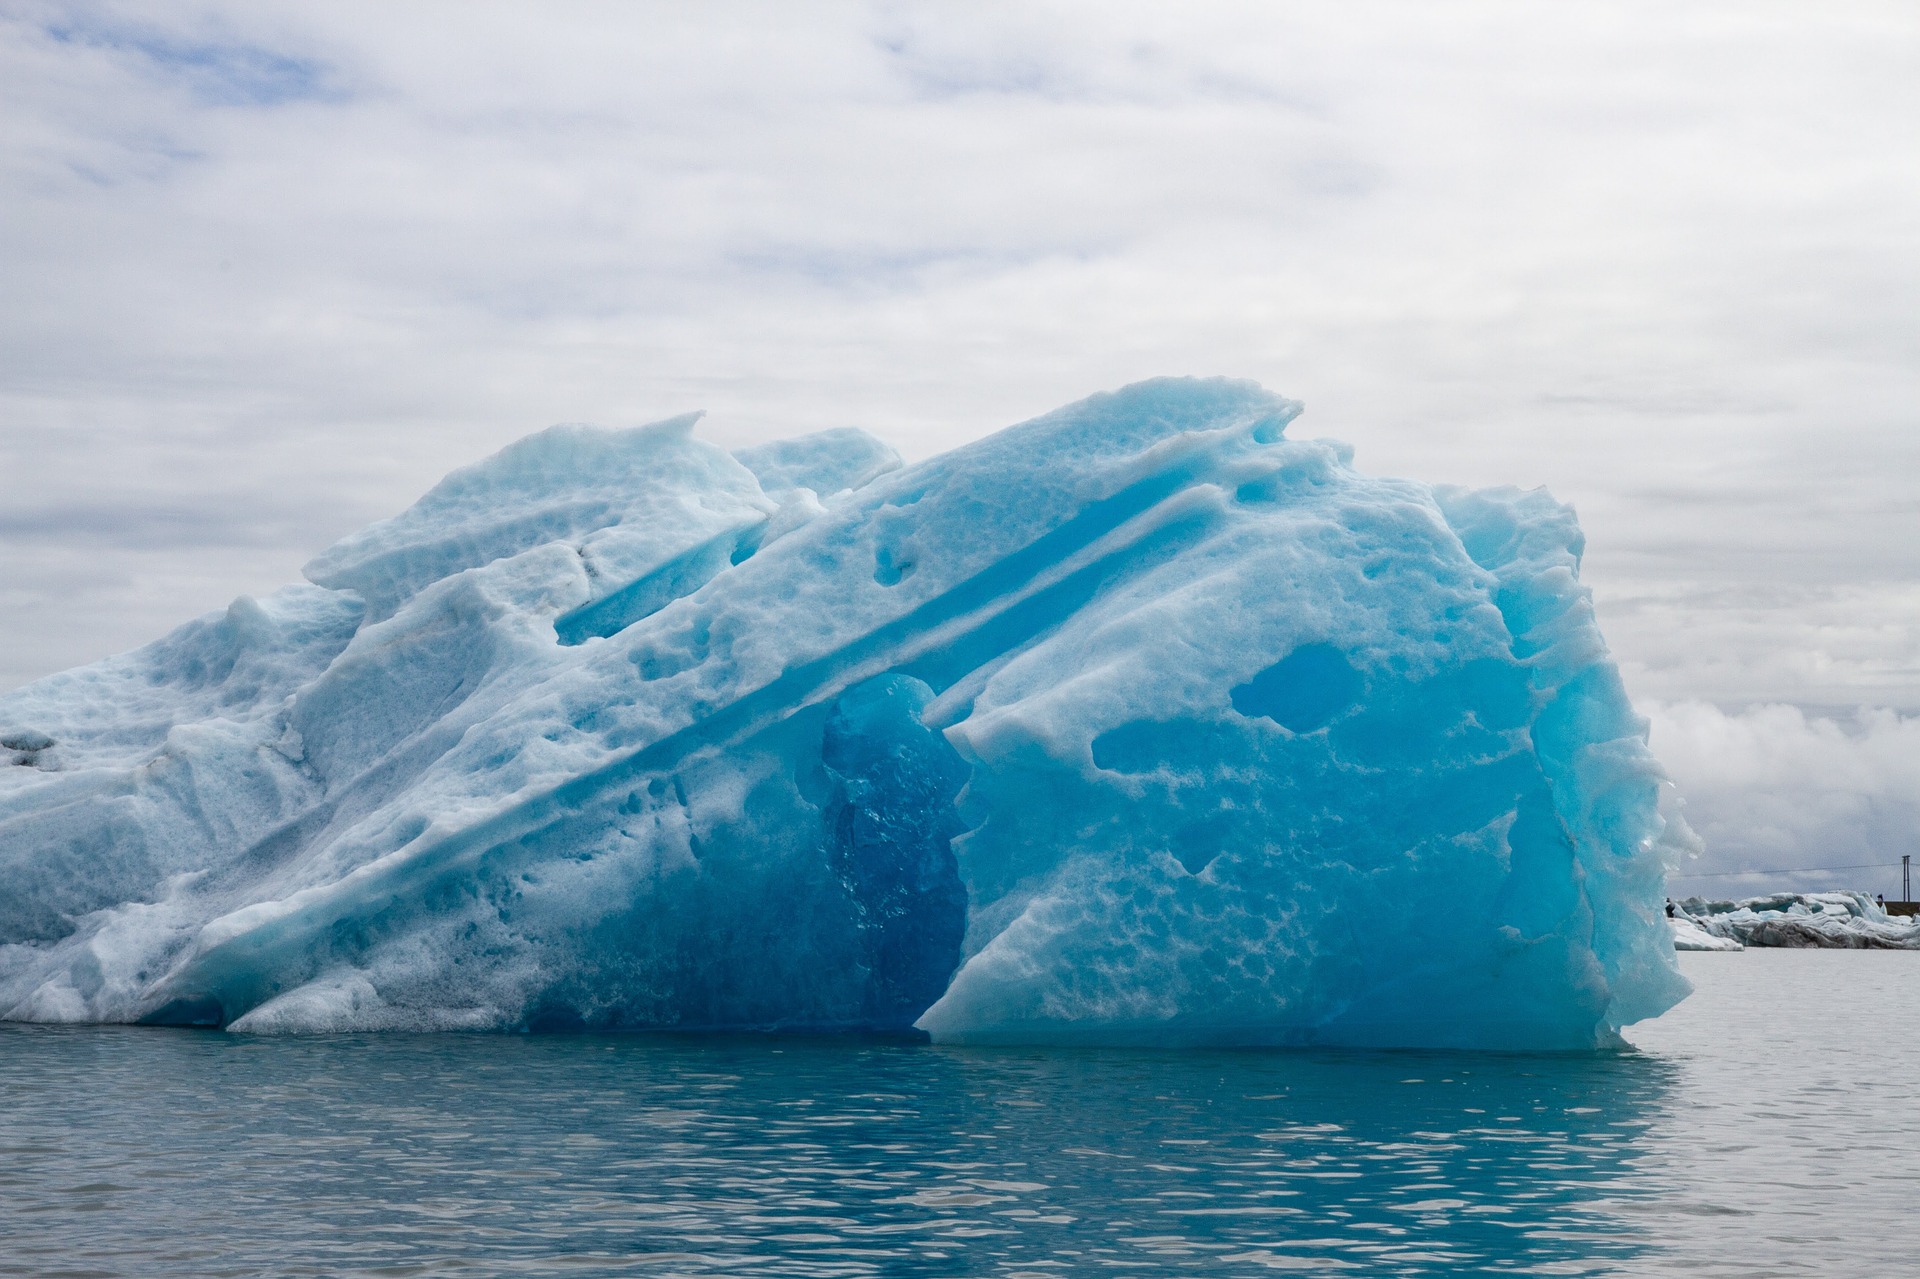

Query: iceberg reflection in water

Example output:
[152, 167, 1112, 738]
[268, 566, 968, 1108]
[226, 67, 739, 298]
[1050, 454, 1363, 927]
[0, 1029, 1670, 1276]
[3, 952, 1913, 1277]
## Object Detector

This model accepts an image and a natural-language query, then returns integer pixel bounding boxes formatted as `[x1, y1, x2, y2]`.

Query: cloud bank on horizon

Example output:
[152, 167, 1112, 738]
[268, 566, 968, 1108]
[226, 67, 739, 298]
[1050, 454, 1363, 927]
[1, 1, 1915, 891]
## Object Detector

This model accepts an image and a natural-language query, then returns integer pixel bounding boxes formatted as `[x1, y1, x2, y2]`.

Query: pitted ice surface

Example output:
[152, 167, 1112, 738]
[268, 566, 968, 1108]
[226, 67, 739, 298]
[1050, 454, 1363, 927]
[0, 378, 1690, 1045]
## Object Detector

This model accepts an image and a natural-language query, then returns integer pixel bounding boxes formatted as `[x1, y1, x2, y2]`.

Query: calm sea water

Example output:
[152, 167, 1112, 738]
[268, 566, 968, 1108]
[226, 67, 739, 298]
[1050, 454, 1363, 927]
[1, 951, 1913, 1278]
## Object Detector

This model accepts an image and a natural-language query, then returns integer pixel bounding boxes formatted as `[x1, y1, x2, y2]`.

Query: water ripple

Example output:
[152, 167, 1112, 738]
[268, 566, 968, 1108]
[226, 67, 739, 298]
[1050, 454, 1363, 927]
[1, 950, 1915, 1276]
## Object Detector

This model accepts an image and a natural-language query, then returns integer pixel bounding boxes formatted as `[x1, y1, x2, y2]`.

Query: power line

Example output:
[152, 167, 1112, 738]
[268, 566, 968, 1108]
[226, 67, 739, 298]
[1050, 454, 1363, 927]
[1668, 861, 1901, 879]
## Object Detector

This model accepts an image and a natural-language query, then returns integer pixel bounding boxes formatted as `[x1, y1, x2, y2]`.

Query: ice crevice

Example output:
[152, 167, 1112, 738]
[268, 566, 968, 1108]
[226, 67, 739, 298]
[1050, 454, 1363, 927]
[0, 378, 1692, 1046]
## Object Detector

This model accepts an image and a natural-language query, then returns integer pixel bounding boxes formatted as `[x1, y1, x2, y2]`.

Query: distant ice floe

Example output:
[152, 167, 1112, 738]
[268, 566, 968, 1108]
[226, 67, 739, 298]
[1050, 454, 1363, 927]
[0, 377, 1694, 1047]
[1670, 914, 1744, 952]
[1671, 892, 1919, 950]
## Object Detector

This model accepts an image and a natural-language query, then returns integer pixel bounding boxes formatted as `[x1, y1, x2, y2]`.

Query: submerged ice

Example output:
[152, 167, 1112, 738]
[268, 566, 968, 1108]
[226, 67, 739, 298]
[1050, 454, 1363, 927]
[0, 378, 1691, 1046]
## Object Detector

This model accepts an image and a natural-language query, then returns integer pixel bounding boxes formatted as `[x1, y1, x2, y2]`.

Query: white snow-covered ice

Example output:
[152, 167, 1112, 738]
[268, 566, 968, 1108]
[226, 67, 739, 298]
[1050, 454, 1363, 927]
[1673, 893, 1919, 950]
[0, 378, 1692, 1046]
[1669, 915, 1743, 952]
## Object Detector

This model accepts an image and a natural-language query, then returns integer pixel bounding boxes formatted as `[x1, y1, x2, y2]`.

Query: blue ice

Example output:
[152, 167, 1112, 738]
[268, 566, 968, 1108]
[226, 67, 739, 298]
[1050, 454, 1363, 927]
[0, 378, 1691, 1046]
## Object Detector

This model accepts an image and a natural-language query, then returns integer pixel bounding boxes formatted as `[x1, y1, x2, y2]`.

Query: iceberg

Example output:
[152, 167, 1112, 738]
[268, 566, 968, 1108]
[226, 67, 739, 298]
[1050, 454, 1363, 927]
[1673, 893, 1919, 950]
[0, 378, 1691, 1046]
[1669, 913, 1744, 952]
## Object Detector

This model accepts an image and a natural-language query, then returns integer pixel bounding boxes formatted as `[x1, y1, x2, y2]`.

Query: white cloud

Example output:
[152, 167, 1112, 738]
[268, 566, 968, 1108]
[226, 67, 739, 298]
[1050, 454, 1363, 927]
[1, 0, 1916, 716]
[1648, 700, 1920, 900]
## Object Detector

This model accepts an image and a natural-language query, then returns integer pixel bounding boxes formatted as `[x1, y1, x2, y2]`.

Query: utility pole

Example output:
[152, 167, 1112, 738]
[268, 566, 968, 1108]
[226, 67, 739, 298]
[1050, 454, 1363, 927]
[1905, 854, 1912, 904]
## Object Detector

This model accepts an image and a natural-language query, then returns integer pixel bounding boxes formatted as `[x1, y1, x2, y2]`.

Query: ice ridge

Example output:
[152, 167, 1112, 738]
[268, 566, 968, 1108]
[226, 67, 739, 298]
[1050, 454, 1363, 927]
[1673, 893, 1918, 950]
[0, 378, 1691, 1046]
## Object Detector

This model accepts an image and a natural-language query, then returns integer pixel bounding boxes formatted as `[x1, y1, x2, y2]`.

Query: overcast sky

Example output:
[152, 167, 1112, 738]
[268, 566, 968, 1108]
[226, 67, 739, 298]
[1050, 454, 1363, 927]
[3, 1, 1916, 891]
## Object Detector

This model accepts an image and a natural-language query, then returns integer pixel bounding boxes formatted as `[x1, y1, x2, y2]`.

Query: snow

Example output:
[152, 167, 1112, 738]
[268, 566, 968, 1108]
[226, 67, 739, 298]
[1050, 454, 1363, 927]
[1669, 915, 1743, 952]
[0, 377, 1691, 1046]
[1673, 892, 1920, 950]
[305, 413, 772, 623]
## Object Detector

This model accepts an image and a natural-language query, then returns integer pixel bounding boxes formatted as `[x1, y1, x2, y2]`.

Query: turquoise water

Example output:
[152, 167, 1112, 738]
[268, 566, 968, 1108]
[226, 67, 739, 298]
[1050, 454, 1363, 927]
[1, 950, 1913, 1277]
